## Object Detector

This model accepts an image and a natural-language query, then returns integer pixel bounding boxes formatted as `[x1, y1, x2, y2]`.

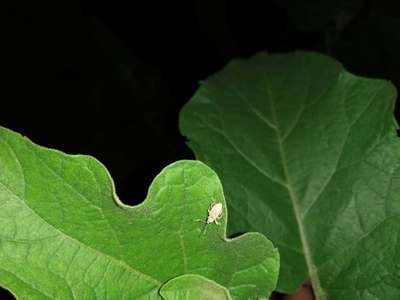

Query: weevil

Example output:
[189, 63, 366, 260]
[198, 202, 224, 235]
[206, 202, 223, 224]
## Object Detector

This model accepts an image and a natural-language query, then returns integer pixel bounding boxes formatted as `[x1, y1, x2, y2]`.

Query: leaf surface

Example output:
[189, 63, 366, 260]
[159, 274, 232, 300]
[0, 127, 279, 299]
[180, 51, 400, 299]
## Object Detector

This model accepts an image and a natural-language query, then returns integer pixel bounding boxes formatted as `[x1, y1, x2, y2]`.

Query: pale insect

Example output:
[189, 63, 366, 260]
[198, 202, 224, 234]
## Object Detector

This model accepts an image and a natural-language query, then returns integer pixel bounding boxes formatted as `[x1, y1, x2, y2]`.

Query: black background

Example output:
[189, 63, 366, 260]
[3, 0, 400, 299]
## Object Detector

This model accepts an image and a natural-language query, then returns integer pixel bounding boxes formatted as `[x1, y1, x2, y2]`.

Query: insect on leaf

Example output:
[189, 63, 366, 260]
[0, 127, 279, 299]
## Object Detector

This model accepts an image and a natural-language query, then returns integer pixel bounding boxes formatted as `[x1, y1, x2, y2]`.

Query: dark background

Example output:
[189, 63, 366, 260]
[3, 0, 400, 299]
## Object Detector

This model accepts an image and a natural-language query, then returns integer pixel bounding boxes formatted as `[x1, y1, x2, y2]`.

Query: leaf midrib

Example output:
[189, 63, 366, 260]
[263, 73, 327, 300]
[210, 70, 326, 295]
[212, 68, 327, 297]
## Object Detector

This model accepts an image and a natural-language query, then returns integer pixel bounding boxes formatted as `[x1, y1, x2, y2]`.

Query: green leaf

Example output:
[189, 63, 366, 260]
[159, 274, 232, 300]
[180, 51, 400, 299]
[0, 127, 279, 299]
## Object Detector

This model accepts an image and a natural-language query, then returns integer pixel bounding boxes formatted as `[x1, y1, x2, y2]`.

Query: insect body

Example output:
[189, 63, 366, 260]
[198, 202, 224, 235]
[206, 202, 223, 225]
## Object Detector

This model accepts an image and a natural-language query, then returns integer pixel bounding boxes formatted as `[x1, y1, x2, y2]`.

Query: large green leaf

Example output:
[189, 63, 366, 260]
[0, 127, 279, 299]
[180, 51, 400, 299]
